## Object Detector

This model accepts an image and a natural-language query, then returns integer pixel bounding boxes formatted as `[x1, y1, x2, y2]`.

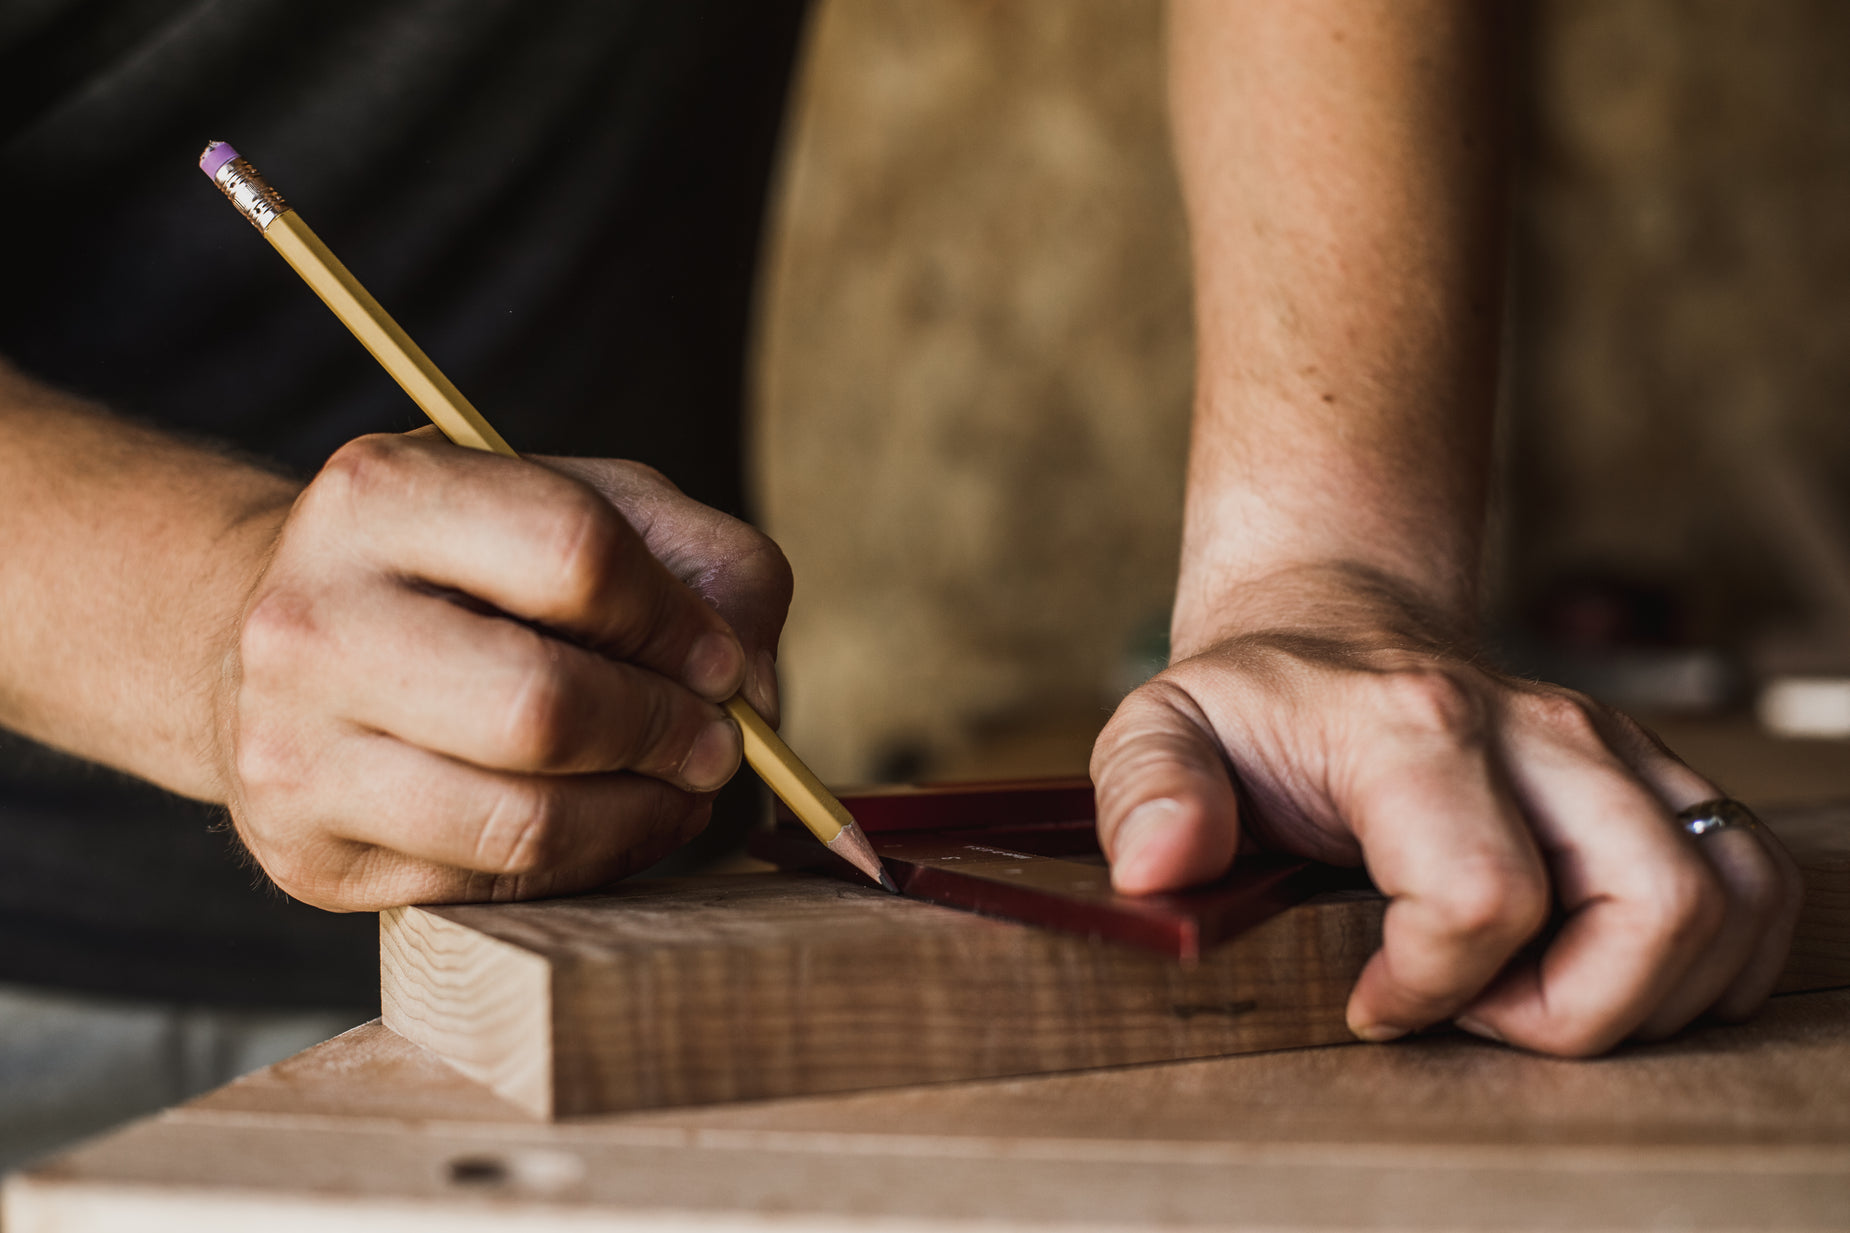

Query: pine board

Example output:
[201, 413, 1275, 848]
[10, 989, 1850, 1231]
[380, 807, 1850, 1119]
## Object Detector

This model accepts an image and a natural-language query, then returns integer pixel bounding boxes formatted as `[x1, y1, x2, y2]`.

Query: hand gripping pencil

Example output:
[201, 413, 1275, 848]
[200, 141, 895, 893]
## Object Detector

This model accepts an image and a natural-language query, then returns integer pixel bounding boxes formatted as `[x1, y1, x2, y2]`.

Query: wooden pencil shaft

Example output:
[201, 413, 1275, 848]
[727, 696, 850, 842]
[263, 214, 514, 458]
[257, 207, 856, 857]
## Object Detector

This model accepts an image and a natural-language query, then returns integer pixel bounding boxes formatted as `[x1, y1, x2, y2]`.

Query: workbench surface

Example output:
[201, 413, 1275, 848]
[12, 721, 1850, 1231]
[8, 985, 1849, 1230]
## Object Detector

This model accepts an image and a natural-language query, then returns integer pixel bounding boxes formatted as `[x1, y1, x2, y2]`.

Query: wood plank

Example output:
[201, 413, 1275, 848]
[11, 992, 1850, 1231]
[1767, 804, 1850, 993]
[381, 807, 1850, 1120]
[384, 875, 1381, 1118]
[192, 991, 1850, 1149]
[371, 912, 551, 1120]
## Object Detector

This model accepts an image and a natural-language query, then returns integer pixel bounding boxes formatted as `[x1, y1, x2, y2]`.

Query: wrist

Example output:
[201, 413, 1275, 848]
[1170, 559, 1481, 662]
[195, 495, 295, 802]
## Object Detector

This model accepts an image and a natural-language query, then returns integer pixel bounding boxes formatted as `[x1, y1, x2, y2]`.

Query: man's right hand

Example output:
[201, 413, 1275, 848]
[212, 431, 792, 911]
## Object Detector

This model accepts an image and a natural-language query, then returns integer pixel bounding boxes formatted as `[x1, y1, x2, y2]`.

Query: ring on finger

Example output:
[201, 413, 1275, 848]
[1675, 797, 1763, 840]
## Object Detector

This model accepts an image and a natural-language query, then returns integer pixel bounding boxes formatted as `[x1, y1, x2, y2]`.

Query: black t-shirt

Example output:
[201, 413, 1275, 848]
[0, 0, 807, 1007]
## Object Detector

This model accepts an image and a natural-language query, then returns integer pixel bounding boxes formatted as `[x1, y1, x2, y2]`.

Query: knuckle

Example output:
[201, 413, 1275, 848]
[238, 588, 319, 679]
[316, 433, 412, 507]
[263, 851, 322, 905]
[545, 491, 628, 614]
[1604, 707, 1667, 755]
[1375, 668, 1486, 744]
[1516, 690, 1606, 748]
[474, 783, 560, 875]
[1428, 862, 1550, 948]
[254, 836, 349, 910]
[500, 643, 578, 768]
[621, 461, 677, 493]
[1728, 850, 1792, 924]
[1644, 860, 1726, 947]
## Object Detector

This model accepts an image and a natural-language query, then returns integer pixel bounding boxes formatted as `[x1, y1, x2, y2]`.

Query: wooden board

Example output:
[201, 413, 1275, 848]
[11, 989, 1850, 1231]
[380, 807, 1850, 1120]
[381, 874, 1385, 1118]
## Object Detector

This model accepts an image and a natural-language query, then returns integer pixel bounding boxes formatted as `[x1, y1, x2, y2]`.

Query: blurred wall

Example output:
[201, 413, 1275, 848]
[753, 0, 1192, 780]
[1513, 0, 1850, 646]
[754, 0, 1850, 781]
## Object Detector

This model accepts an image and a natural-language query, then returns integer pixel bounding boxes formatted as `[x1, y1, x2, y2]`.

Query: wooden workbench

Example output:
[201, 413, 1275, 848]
[8, 973, 1849, 1229]
[10, 723, 1850, 1230]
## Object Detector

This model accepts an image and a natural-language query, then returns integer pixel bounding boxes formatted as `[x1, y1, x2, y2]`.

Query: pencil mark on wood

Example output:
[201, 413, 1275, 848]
[964, 844, 1039, 859]
[1169, 1000, 1260, 1021]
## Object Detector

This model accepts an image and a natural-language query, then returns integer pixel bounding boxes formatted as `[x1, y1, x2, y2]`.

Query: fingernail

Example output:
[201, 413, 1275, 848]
[1110, 798, 1183, 890]
[1454, 1015, 1505, 1044]
[1350, 1020, 1409, 1043]
[747, 649, 780, 723]
[681, 632, 744, 700]
[681, 716, 741, 791]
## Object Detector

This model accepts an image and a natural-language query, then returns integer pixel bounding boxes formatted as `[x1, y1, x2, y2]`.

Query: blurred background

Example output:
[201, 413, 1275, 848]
[10, 0, 1850, 1175]
[754, 0, 1850, 791]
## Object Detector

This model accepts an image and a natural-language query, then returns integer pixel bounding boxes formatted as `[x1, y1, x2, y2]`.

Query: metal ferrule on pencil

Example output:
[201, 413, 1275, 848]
[208, 150, 288, 232]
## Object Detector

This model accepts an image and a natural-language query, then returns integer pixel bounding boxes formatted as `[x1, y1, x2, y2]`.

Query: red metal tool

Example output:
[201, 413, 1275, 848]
[749, 778, 1358, 959]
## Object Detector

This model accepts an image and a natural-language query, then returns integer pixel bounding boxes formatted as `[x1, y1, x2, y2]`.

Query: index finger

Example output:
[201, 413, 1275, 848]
[312, 433, 746, 700]
[539, 456, 794, 722]
[1337, 725, 1553, 1041]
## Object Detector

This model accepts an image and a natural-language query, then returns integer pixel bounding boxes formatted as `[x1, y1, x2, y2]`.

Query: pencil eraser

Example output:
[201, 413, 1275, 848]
[199, 141, 239, 179]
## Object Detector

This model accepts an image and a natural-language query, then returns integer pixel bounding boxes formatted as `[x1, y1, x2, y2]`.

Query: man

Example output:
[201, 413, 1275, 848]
[0, 0, 1800, 1076]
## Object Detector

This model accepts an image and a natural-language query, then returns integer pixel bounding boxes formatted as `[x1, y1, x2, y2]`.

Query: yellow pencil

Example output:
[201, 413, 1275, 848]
[200, 141, 893, 893]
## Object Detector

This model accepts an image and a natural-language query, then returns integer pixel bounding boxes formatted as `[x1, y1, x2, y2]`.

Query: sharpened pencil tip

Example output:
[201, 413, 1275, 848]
[826, 820, 893, 894]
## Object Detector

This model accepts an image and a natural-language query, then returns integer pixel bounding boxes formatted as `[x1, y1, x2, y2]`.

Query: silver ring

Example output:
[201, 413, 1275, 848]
[1675, 798, 1762, 839]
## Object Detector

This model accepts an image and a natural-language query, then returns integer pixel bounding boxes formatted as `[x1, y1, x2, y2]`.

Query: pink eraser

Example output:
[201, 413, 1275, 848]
[199, 141, 239, 179]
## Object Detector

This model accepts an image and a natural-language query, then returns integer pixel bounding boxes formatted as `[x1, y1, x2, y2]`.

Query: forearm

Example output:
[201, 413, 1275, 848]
[1105, 4, 1798, 1053]
[1168, 0, 1507, 650]
[0, 359, 296, 799]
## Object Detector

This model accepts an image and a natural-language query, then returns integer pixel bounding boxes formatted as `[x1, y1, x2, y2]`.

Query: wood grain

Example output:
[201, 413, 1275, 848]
[11, 992, 1850, 1231]
[383, 875, 1385, 1118]
[381, 808, 1850, 1120]
[377, 905, 552, 1113]
[1768, 804, 1850, 993]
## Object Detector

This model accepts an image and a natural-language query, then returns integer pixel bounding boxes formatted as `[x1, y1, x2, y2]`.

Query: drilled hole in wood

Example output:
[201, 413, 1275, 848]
[448, 1156, 508, 1186]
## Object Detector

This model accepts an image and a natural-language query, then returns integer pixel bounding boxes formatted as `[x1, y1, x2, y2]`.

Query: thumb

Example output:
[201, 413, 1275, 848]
[1091, 680, 1241, 895]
